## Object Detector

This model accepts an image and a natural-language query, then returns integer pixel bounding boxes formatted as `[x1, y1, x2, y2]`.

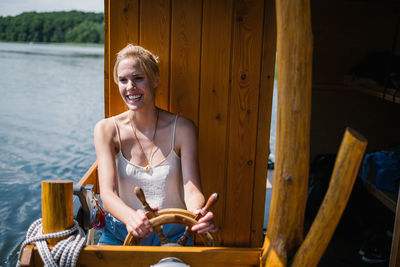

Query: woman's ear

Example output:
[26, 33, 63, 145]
[153, 74, 160, 89]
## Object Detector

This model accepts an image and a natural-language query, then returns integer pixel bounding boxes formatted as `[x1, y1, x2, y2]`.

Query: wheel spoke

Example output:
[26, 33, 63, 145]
[154, 225, 170, 245]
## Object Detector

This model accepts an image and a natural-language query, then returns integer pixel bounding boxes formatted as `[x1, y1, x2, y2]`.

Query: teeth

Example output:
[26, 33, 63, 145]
[127, 95, 141, 100]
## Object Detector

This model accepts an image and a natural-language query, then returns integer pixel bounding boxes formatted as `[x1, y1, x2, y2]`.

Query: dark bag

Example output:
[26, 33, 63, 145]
[361, 151, 400, 193]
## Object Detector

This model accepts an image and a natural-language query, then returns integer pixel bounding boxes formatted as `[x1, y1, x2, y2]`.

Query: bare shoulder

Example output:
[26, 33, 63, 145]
[175, 115, 197, 148]
[176, 115, 197, 133]
[157, 109, 194, 131]
[94, 113, 128, 151]
[94, 117, 115, 139]
[94, 112, 129, 136]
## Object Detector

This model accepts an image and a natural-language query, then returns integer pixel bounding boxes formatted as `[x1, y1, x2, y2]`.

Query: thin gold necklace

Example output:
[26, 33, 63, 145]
[129, 109, 159, 172]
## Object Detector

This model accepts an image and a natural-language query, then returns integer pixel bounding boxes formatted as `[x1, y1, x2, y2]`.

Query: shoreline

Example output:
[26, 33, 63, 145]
[0, 40, 103, 47]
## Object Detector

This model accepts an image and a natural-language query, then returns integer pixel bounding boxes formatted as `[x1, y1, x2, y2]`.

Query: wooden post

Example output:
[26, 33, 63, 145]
[389, 184, 400, 267]
[41, 180, 74, 246]
[261, 0, 313, 266]
[291, 128, 367, 267]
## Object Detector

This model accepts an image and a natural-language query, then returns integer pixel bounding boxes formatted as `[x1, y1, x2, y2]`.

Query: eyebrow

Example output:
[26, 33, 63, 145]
[118, 72, 144, 78]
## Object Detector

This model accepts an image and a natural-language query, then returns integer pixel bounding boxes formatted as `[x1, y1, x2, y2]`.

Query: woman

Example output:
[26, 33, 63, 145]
[94, 44, 217, 245]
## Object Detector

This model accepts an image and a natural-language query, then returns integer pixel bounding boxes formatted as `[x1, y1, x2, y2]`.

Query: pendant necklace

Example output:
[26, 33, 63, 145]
[130, 109, 159, 172]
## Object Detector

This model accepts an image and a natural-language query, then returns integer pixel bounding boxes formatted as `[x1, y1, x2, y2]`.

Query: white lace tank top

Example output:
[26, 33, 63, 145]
[113, 115, 186, 210]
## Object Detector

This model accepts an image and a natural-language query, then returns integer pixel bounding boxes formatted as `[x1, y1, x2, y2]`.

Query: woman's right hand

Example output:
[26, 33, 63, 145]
[125, 209, 153, 238]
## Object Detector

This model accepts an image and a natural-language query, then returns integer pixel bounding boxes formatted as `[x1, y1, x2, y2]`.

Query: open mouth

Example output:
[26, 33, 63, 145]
[127, 94, 143, 102]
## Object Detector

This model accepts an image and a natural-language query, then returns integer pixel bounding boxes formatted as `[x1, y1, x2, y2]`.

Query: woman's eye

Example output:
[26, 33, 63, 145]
[134, 77, 144, 81]
[119, 78, 128, 83]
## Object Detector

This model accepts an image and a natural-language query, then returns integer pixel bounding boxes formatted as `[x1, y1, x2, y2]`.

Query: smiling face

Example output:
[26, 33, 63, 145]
[117, 57, 158, 111]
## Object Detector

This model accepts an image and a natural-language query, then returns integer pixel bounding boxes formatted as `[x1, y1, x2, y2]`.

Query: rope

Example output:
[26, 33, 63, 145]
[16, 218, 86, 267]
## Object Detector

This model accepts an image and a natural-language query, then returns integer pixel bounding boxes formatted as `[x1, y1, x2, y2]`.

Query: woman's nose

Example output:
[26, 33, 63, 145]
[128, 80, 136, 89]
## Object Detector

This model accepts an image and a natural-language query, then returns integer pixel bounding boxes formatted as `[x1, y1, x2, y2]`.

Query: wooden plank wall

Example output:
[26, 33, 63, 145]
[105, 0, 275, 247]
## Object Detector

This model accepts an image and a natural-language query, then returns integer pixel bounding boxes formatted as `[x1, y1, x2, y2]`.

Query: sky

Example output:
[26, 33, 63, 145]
[0, 0, 104, 17]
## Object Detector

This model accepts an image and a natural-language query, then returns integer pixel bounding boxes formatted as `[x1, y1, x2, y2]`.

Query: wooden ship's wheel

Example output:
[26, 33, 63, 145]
[123, 187, 218, 247]
[123, 210, 217, 247]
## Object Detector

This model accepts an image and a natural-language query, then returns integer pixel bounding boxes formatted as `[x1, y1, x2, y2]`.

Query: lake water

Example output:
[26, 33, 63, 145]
[0, 42, 104, 266]
[0, 42, 277, 267]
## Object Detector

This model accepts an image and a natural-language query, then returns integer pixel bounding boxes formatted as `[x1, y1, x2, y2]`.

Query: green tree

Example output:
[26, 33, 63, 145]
[65, 21, 102, 43]
[0, 11, 104, 43]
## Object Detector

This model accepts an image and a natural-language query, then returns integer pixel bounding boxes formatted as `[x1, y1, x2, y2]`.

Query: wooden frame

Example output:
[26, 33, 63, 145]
[104, 0, 273, 248]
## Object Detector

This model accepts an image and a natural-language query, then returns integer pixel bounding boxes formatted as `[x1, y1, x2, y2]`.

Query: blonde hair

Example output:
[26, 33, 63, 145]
[113, 44, 159, 84]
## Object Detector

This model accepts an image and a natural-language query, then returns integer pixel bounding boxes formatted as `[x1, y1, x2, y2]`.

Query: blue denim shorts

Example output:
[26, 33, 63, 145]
[99, 213, 193, 246]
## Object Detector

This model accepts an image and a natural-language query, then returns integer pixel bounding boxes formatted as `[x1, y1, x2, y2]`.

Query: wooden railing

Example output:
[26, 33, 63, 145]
[78, 161, 99, 194]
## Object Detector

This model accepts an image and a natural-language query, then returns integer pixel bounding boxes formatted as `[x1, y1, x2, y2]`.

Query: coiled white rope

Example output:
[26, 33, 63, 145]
[16, 218, 86, 267]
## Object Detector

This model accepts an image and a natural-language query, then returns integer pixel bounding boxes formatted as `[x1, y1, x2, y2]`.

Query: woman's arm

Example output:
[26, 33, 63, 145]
[94, 119, 152, 238]
[176, 117, 217, 234]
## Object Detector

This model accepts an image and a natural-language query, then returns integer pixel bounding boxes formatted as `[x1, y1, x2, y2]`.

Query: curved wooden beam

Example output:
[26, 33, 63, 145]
[262, 0, 313, 265]
[291, 128, 367, 267]
[77, 160, 99, 194]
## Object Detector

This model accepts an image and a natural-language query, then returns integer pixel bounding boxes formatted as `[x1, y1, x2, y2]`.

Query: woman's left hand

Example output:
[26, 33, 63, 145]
[190, 210, 218, 234]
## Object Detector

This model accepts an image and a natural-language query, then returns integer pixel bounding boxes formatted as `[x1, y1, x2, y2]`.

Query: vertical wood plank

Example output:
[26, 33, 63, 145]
[108, 0, 139, 116]
[198, 0, 233, 245]
[224, 0, 265, 246]
[250, 0, 276, 248]
[170, 0, 202, 124]
[140, 0, 171, 111]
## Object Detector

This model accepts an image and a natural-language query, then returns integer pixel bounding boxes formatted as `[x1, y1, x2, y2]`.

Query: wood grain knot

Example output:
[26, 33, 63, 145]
[285, 175, 293, 183]
[237, 16, 243, 22]
[95, 252, 103, 259]
[247, 160, 253, 166]
[241, 73, 247, 80]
